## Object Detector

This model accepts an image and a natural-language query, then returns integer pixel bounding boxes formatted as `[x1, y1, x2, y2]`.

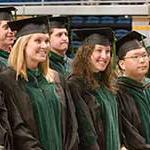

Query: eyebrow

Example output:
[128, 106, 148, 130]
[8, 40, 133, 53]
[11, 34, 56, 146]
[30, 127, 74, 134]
[2, 23, 8, 28]
[132, 52, 147, 55]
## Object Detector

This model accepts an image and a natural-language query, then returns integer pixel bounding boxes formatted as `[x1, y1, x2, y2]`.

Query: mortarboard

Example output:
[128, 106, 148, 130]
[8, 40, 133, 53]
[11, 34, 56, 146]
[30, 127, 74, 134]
[8, 16, 49, 38]
[48, 16, 69, 29]
[116, 31, 146, 59]
[0, 6, 16, 21]
[72, 27, 114, 46]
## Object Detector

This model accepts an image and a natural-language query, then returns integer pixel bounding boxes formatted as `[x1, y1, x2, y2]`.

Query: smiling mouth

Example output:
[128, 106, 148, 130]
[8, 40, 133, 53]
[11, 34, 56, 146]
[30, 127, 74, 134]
[97, 61, 107, 64]
[138, 66, 147, 69]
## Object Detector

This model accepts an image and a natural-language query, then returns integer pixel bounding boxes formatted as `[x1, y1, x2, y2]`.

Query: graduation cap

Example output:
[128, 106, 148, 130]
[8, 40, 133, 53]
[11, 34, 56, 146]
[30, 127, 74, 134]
[0, 6, 16, 21]
[48, 16, 69, 29]
[72, 27, 114, 46]
[8, 16, 49, 38]
[116, 31, 146, 59]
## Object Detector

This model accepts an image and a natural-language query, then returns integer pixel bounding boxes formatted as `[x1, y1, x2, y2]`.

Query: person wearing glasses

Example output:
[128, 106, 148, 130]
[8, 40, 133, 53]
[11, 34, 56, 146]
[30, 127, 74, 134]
[116, 31, 150, 150]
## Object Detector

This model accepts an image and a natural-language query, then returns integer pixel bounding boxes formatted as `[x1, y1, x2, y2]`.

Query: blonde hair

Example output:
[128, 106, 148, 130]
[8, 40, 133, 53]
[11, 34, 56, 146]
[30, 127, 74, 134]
[8, 34, 57, 83]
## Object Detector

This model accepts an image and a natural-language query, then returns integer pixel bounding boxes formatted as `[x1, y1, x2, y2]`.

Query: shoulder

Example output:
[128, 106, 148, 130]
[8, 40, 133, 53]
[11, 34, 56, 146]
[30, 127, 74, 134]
[0, 67, 16, 83]
[46, 68, 61, 83]
[67, 74, 87, 91]
[66, 56, 72, 63]
[144, 77, 150, 85]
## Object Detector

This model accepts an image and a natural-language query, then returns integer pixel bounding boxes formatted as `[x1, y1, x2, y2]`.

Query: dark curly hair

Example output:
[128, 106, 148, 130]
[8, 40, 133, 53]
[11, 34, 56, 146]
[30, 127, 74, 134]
[71, 44, 117, 93]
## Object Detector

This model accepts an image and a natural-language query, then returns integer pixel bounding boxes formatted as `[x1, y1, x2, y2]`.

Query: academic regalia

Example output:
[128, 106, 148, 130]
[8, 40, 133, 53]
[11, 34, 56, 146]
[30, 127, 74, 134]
[67, 27, 120, 150]
[24, 68, 62, 150]
[0, 68, 43, 150]
[116, 31, 146, 60]
[67, 75, 120, 150]
[0, 50, 9, 72]
[48, 16, 72, 77]
[6, 16, 78, 150]
[0, 49, 10, 149]
[117, 77, 150, 149]
[116, 31, 150, 149]
[49, 51, 72, 76]
[0, 67, 78, 150]
[0, 6, 16, 21]
[0, 7, 16, 72]
[0, 7, 17, 150]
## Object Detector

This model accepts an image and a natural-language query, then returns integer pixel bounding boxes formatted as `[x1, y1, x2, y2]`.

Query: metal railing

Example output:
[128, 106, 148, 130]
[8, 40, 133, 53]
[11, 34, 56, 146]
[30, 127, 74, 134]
[0, 0, 149, 6]
[0, 0, 149, 15]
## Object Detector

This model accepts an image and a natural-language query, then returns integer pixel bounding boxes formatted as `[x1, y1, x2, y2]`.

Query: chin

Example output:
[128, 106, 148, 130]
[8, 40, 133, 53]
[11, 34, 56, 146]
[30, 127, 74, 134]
[98, 66, 107, 72]
[38, 58, 47, 62]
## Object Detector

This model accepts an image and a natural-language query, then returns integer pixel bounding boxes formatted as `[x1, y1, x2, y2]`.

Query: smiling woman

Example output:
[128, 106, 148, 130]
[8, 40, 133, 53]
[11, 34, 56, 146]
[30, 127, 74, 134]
[67, 27, 120, 150]
[0, 16, 78, 150]
[90, 44, 111, 72]
[23, 33, 50, 69]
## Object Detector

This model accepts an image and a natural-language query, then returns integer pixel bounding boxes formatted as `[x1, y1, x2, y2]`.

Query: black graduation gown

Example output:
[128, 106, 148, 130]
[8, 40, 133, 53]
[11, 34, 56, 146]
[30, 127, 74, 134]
[67, 75, 120, 150]
[0, 50, 9, 72]
[0, 67, 78, 150]
[0, 72, 43, 150]
[117, 76, 150, 150]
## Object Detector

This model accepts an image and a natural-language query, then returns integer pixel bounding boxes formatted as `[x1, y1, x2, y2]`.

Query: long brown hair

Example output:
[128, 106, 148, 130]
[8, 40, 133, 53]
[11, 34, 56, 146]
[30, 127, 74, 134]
[72, 44, 116, 92]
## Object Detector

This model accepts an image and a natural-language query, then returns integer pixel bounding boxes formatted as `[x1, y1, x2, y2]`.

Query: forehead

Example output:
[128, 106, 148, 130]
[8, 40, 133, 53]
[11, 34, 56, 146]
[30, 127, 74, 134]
[30, 33, 49, 39]
[95, 44, 111, 49]
[125, 47, 147, 56]
[0, 20, 8, 26]
[52, 28, 67, 34]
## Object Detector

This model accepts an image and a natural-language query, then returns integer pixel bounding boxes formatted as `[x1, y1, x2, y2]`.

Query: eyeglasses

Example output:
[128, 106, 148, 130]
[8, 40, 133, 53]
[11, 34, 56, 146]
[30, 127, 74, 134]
[123, 54, 149, 61]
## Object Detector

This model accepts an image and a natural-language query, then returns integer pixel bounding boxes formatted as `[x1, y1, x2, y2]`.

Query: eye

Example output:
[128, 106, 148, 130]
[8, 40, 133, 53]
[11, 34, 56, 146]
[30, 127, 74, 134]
[35, 39, 41, 43]
[3, 24, 9, 30]
[132, 56, 139, 59]
[57, 33, 62, 37]
[143, 54, 148, 58]
[45, 39, 50, 44]
[106, 49, 111, 54]
[64, 32, 68, 36]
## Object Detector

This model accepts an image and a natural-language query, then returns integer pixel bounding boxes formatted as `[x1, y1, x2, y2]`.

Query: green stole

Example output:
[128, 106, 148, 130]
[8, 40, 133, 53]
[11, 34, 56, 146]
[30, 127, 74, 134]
[118, 77, 150, 143]
[0, 50, 9, 65]
[24, 69, 62, 150]
[48, 51, 70, 76]
[93, 85, 120, 150]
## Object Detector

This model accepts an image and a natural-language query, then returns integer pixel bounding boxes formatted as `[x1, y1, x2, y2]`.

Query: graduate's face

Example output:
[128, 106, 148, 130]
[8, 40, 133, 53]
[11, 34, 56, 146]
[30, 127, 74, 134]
[90, 44, 111, 72]
[25, 33, 50, 69]
[49, 28, 69, 56]
[119, 47, 149, 81]
[0, 20, 15, 50]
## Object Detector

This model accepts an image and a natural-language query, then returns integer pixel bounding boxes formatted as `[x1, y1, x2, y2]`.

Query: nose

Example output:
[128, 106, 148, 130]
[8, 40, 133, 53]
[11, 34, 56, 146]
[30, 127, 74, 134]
[62, 33, 68, 40]
[8, 27, 13, 33]
[41, 42, 49, 49]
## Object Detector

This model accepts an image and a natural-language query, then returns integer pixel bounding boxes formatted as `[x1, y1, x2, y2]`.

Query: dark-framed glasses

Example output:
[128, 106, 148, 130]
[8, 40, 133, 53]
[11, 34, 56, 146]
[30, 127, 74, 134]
[123, 54, 149, 61]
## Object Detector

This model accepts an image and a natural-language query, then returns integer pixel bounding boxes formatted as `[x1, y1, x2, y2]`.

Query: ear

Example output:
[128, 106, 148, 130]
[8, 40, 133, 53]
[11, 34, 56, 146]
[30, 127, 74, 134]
[118, 59, 125, 70]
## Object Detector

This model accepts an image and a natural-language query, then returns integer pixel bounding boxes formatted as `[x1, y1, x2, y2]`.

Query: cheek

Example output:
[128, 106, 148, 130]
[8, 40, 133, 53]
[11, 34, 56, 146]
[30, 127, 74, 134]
[107, 55, 111, 61]
[124, 61, 135, 72]
[90, 54, 96, 63]
[25, 44, 35, 56]
[50, 39, 58, 47]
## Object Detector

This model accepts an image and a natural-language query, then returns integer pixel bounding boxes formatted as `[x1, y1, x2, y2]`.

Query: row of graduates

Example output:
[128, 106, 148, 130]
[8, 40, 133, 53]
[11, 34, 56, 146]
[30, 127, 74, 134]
[0, 6, 150, 150]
